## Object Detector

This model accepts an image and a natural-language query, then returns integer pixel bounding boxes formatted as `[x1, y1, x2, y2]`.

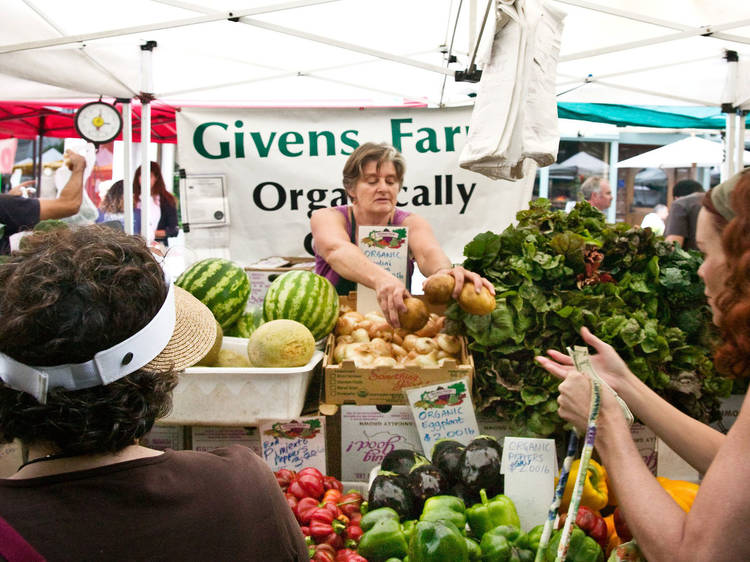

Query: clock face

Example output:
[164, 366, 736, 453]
[74, 102, 123, 144]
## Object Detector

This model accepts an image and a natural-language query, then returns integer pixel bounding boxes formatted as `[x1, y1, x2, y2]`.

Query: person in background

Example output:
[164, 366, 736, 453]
[311, 142, 494, 327]
[96, 179, 126, 229]
[0, 149, 86, 254]
[580, 176, 613, 212]
[536, 168, 750, 561]
[0, 225, 308, 561]
[640, 203, 669, 235]
[664, 178, 705, 251]
[134, 161, 178, 245]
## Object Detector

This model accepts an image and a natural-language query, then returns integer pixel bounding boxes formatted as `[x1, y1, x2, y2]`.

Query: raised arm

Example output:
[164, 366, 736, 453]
[38, 150, 86, 220]
[311, 207, 407, 326]
[537, 327, 724, 473]
[556, 370, 750, 561]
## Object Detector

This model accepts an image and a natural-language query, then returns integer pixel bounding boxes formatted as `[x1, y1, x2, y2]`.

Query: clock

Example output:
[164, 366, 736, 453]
[74, 101, 123, 146]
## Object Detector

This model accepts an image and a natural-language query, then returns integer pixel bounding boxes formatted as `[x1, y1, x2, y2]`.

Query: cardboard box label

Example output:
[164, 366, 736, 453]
[711, 394, 744, 433]
[340, 405, 421, 482]
[260, 417, 327, 473]
[141, 425, 185, 451]
[191, 426, 261, 456]
[630, 423, 657, 475]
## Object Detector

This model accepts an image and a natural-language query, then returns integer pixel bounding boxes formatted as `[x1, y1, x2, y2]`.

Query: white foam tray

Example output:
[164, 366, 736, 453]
[161, 336, 322, 426]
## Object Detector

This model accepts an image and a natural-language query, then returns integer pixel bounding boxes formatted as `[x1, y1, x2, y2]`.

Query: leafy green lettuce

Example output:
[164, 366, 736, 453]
[448, 199, 731, 437]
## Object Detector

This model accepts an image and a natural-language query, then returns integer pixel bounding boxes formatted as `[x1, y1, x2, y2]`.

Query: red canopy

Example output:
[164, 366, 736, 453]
[0, 99, 178, 144]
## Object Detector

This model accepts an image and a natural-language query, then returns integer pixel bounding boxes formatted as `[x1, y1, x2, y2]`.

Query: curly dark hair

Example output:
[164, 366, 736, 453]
[704, 172, 750, 378]
[0, 225, 177, 453]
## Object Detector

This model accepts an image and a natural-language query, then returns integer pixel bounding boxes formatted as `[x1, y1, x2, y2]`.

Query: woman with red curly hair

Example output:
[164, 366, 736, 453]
[537, 168, 750, 561]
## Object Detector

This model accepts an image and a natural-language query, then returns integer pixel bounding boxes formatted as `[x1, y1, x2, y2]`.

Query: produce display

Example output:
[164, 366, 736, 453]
[175, 257, 251, 329]
[423, 273, 497, 316]
[274, 468, 367, 562]
[331, 307, 462, 369]
[247, 318, 316, 367]
[263, 270, 340, 341]
[448, 199, 733, 437]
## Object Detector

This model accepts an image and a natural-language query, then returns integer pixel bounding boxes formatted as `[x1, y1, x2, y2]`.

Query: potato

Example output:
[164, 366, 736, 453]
[458, 284, 496, 315]
[423, 274, 455, 304]
[398, 297, 430, 332]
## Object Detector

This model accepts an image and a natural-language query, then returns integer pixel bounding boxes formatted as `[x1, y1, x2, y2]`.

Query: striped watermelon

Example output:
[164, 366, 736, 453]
[263, 270, 339, 341]
[175, 258, 250, 329]
[226, 306, 265, 338]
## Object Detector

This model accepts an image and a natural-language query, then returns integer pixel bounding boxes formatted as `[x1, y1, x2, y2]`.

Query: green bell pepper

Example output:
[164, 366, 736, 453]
[402, 519, 418, 541]
[465, 537, 482, 561]
[358, 517, 409, 562]
[479, 525, 536, 562]
[419, 495, 467, 531]
[362, 507, 401, 532]
[544, 526, 604, 562]
[409, 520, 469, 562]
[515, 524, 543, 554]
[466, 489, 521, 539]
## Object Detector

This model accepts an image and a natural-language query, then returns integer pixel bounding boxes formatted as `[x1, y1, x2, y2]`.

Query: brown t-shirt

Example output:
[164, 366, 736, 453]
[0, 445, 308, 561]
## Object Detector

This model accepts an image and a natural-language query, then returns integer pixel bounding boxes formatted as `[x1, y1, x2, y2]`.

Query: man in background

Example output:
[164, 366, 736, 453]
[0, 149, 86, 254]
[580, 176, 613, 212]
[664, 179, 704, 251]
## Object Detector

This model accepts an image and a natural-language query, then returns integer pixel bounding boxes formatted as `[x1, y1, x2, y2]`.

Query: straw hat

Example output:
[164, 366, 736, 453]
[145, 286, 218, 372]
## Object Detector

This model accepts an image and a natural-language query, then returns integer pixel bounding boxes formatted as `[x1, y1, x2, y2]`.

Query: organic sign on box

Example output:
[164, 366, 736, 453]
[340, 405, 421, 482]
[259, 416, 327, 473]
[404, 378, 480, 457]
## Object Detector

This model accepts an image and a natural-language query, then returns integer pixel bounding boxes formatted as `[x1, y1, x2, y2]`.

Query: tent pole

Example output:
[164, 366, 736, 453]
[607, 140, 618, 224]
[538, 166, 549, 200]
[140, 41, 156, 242]
[736, 111, 746, 174]
[726, 114, 736, 180]
[122, 100, 134, 235]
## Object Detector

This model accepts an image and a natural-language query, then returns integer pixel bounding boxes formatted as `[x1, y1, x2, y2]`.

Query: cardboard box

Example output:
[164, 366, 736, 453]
[324, 334, 473, 405]
[0, 440, 23, 478]
[244, 256, 315, 307]
[325, 292, 472, 405]
[161, 337, 323, 426]
[191, 426, 262, 456]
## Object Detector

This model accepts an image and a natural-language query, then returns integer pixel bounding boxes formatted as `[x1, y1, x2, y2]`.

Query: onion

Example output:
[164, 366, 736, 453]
[333, 342, 351, 363]
[414, 337, 438, 355]
[369, 337, 392, 357]
[390, 343, 407, 361]
[351, 328, 370, 343]
[336, 334, 353, 344]
[413, 351, 439, 367]
[415, 314, 445, 337]
[367, 318, 393, 340]
[372, 356, 398, 368]
[435, 333, 461, 355]
[402, 334, 419, 352]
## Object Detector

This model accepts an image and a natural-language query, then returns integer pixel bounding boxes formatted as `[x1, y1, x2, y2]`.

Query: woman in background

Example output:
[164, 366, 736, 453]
[134, 161, 179, 244]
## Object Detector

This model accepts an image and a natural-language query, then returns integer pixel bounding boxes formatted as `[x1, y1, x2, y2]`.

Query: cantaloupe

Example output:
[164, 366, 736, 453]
[247, 319, 315, 368]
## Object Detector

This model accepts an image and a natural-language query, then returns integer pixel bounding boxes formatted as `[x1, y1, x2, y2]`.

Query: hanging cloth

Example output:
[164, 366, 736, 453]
[459, 0, 566, 180]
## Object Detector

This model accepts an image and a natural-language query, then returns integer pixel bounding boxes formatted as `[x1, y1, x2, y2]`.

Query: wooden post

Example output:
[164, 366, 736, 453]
[625, 169, 636, 224]
[667, 168, 676, 207]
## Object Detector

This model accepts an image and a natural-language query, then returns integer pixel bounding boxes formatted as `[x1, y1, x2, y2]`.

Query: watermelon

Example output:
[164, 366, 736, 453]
[175, 258, 250, 329]
[263, 270, 339, 341]
[226, 305, 264, 338]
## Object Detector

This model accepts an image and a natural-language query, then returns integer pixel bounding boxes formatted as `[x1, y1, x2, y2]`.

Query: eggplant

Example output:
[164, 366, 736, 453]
[407, 459, 449, 513]
[431, 440, 465, 486]
[458, 435, 504, 495]
[368, 471, 415, 519]
[451, 481, 479, 508]
[381, 448, 427, 477]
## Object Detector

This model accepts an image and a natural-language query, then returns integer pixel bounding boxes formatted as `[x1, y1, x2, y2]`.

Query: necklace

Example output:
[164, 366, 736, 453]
[18, 451, 78, 471]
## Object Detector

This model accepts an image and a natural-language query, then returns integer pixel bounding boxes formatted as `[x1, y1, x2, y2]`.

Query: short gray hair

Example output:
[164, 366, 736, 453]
[580, 176, 604, 201]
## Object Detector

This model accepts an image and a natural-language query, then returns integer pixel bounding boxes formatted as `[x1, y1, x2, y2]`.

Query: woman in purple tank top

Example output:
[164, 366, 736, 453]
[311, 142, 494, 328]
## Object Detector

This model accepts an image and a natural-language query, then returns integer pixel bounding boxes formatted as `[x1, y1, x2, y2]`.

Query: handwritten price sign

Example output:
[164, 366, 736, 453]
[259, 416, 327, 473]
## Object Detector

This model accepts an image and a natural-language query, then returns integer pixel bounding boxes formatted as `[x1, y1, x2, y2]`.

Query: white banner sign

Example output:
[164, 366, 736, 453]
[176, 107, 535, 266]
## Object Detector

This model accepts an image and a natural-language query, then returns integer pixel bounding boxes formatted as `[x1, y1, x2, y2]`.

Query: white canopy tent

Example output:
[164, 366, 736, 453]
[618, 136, 750, 168]
[1, 0, 749, 235]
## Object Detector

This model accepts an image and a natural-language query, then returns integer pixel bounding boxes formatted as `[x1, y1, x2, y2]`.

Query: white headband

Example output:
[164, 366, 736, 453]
[0, 276, 176, 404]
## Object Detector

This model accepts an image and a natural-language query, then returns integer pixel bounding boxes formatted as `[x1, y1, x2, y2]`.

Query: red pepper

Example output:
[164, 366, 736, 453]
[284, 491, 299, 513]
[274, 468, 297, 491]
[318, 531, 344, 550]
[310, 543, 336, 562]
[289, 472, 325, 500]
[613, 507, 632, 542]
[347, 511, 362, 526]
[295, 497, 320, 524]
[301, 526, 311, 538]
[323, 475, 344, 492]
[322, 488, 343, 505]
[335, 549, 368, 562]
[297, 467, 324, 480]
[345, 524, 363, 543]
[337, 491, 363, 518]
[560, 506, 609, 550]
[309, 508, 335, 525]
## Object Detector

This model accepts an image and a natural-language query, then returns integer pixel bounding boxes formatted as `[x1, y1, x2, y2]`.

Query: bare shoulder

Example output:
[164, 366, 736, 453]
[402, 212, 429, 227]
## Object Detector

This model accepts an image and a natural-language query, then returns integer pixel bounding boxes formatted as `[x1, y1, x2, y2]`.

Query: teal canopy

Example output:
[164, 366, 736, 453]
[557, 103, 728, 129]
